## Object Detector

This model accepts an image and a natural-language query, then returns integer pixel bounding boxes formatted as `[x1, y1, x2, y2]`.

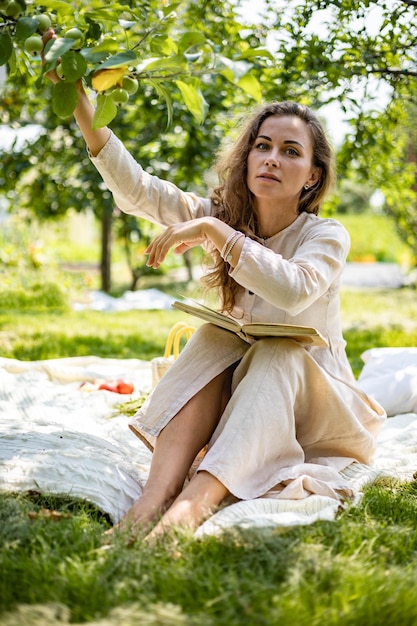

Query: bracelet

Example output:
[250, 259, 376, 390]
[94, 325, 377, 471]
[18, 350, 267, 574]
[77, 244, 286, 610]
[220, 232, 237, 259]
[223, 232, 244, 263]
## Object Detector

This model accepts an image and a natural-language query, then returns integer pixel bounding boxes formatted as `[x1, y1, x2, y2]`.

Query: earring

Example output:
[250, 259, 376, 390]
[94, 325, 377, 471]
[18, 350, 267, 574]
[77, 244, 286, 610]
[304, 184, 310, 190]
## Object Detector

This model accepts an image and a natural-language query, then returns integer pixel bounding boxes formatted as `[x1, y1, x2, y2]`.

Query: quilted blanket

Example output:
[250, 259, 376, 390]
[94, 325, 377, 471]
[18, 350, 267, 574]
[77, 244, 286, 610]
[1, 351, 416, 536]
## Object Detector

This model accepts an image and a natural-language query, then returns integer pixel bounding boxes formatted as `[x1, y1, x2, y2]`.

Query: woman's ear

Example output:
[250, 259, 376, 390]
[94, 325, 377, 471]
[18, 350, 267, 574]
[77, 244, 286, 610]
[307, 167, 321, 188]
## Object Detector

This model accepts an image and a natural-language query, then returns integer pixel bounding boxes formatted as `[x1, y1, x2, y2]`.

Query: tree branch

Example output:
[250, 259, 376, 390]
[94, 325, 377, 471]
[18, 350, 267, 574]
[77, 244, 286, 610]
[369, 67, 417, 78]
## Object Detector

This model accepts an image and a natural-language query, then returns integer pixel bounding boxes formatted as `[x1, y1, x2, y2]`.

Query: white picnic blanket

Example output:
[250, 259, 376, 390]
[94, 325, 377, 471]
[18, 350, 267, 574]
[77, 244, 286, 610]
[0, 351, 416, 535]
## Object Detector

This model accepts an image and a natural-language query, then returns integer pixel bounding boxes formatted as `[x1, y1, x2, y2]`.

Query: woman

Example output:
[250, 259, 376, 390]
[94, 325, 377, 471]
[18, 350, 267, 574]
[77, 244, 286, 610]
[44, 41, 386, 539]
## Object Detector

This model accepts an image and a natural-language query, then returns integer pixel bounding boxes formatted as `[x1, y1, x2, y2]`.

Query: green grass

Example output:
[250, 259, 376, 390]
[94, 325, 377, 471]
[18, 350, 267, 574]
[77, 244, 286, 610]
[336, 213, 413, 265]
[1, 480, 417, 625]
[340, 288, 417, 375]
[0, 309, 189, 362]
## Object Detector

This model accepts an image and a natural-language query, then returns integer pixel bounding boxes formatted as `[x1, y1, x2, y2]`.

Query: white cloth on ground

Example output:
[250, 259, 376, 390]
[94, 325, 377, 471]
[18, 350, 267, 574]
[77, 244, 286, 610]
[0, 355, 415, 532]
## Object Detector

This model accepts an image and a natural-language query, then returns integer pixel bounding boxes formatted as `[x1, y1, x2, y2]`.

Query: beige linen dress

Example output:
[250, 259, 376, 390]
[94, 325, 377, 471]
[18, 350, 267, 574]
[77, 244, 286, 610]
[91, 132, 386, 501]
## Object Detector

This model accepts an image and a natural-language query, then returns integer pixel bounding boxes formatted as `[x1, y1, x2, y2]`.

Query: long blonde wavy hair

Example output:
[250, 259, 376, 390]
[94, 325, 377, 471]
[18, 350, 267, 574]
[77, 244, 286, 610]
[203, 101, 336, 312]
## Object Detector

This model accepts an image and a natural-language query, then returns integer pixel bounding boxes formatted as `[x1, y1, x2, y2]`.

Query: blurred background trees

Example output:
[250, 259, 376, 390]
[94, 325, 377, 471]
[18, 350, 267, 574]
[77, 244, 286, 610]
[1, 0, 416, 291]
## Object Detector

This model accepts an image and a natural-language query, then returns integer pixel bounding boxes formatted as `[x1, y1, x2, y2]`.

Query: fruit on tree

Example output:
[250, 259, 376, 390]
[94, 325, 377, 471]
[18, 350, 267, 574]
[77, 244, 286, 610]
[111, 88, 129, 105]
[35, 13, 52, 33]
[24, 34, 43, 55]
[122, 76, 139, 95]
[5, 0, 22, 17]
[64, 27, 84, 49]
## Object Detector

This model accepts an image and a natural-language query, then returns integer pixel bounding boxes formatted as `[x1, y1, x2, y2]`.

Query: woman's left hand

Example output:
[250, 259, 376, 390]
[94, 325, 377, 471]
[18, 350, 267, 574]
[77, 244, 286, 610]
[145, 219, 209, 269]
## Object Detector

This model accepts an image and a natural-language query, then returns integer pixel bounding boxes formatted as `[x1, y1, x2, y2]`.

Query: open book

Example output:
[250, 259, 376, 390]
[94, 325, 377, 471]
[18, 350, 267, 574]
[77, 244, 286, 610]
[172, 300, 328, 347]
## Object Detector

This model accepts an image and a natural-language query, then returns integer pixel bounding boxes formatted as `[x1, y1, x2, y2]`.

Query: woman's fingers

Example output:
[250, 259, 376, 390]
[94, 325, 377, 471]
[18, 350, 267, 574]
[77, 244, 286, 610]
[41, 28, 60, 83]
[145, 222, 206, 268]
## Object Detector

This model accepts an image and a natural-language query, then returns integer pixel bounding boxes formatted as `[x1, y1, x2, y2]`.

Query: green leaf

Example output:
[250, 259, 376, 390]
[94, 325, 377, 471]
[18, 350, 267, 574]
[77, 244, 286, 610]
[81, 39, 120, 64]
[43, 37, 78, 72]
[149, 35, 178, 56]
[219, 58, 262, 100]
[0, 33, 13, 66]
[84, 7, 127, 22]
[85, 18, 102, 42]
[60, 50, 87, 82]
[178, 31, 207, 53]
[52, 82, 78, 119]
[137, 54, 187, 74]
[92, 93, 118, 130]
[160, 2, 182, 17]
[219, 67, 234, 83]
[239, 48, 274, 61]
[237, 73, 262, 101]
[15, 17, 39, 42]
[147, 78, 173, 129]
[32, 0, 74, 15]
[175, 79, 208, 124]
[98, 50, 137, 69]
[80, 49, 108, 64]
[7, 44, 17, 75]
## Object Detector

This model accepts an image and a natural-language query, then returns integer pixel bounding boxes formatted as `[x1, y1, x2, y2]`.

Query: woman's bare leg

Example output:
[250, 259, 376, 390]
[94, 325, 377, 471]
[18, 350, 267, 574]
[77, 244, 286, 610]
[114, 367, 233, 535]
[146, 470, 229, 541]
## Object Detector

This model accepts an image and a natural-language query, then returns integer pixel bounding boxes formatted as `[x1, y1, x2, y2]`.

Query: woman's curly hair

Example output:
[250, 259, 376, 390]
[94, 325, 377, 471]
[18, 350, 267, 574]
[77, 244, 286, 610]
[203, 101, 336, 312]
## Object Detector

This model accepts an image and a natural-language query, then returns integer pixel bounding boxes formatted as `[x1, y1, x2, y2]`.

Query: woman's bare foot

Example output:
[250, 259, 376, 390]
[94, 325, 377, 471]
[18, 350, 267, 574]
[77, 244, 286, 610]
[145, 471, 229, 544]
[104, 484, 180, 543]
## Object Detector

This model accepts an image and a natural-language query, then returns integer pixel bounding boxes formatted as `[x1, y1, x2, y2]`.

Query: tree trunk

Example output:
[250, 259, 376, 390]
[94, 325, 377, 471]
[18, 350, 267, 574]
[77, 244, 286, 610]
[183, 250, 194, 282]
[100, 204, 113, 293]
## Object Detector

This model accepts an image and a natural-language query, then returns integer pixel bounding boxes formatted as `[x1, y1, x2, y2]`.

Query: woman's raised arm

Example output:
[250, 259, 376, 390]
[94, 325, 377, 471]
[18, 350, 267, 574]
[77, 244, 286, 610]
[42, 29, 111, 157]
[72, 82, 111, 157]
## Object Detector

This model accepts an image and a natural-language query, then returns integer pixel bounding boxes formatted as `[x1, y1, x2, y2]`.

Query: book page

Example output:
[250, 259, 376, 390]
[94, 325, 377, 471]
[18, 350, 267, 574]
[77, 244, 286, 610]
[243, 322, 318, 336]
[172, 301, 241, 333]
[243, 323, 328, 346]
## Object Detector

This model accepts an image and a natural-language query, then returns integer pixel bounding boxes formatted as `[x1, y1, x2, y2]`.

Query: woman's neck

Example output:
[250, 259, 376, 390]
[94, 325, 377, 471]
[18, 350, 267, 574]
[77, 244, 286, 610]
[254, 196, 300, 238]
[257, 209, 299, 238]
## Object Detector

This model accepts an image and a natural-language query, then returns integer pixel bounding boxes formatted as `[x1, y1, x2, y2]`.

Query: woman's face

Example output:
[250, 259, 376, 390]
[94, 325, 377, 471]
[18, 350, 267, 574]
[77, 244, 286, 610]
[246, 114, 320, 212]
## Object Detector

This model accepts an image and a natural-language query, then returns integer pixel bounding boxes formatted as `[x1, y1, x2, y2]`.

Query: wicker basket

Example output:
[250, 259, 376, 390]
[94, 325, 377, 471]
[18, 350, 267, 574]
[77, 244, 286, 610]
[151, 321, 195, 387]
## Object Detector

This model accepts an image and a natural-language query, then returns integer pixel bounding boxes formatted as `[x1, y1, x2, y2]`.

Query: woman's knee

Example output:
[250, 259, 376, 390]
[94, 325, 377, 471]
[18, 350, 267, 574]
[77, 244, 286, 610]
[191, 322, 239, 344]
[231, 338, 306, 389]
[246, 337, 306, 364]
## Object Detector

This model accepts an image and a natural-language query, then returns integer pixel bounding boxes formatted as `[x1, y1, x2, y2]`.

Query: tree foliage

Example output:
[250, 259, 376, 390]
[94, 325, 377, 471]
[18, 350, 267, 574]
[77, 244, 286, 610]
[0, 0, 268, 124]
[1, 0, 417, 290]
[256, 0, 417, 257]
[0, 0, 270, 290]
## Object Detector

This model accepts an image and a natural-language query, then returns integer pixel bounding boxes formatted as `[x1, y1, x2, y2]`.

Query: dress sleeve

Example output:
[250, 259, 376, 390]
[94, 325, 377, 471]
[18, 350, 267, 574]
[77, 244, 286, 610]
[230, 219, 350, 316]
[89, 131, 212, 227]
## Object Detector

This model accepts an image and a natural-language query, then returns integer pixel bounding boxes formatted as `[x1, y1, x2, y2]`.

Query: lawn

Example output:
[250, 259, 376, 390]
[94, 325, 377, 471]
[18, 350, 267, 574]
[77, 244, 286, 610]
[1, 270, 417, 624]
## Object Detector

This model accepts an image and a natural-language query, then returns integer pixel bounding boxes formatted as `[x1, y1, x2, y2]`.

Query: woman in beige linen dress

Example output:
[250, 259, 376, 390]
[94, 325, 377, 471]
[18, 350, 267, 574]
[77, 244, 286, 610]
[44, 44, 385, 538]
[89, 102, 386, 540]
